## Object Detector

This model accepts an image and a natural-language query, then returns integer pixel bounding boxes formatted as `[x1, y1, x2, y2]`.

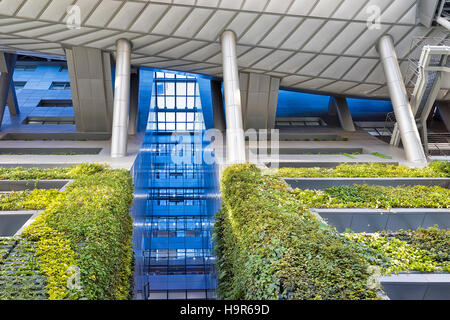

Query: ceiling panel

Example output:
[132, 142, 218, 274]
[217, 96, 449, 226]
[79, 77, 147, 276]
[0, 0, 446, 100]
[16, 0, 50, 19]
[239, 14, 280, 45]
[309, 0, 345, 18]
[288, 0, 319, 16]
[129, 3, 169, 33]
[274, 52, 316, 73]
[302, 20, 347, 52]
[280, 19, 324, 50]
[172, 8, 214, 38]
[151, 6, 192, 35]
[107, 1, 146, 29]
[251, 50, 293, 70]
[297, 55, 337, 76]
[39, 0, 74, 22]
[196, 10, 236, 41]
[320, 56, 358, 79]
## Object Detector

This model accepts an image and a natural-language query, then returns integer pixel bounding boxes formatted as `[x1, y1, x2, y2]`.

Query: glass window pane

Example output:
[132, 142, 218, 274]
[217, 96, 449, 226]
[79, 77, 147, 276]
[176, 96, 186, 108]
[166, 97, 175, 108]
[177, 113, 186, 122]
[157, 83, 165, 95]
[176, 82, 186, 95]
[177, 123, 186, 131]
[157, 96, 165, 108]
[166, 82, 175, 95]
[187, 83, 195, 95]
[187, 97, 195, 109]
[166, 112, 175, 122]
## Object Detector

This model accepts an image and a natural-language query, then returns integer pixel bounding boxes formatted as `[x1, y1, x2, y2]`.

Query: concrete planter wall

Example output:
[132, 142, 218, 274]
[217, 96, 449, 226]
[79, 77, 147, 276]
[278, 133, 342, 141]
[0, 132, 111, 141]
[283, 177, 450, 189]
[0, 148, 102, 155]
[265, 161, 399, 168]
[252, 147, 363, 155]
[0, 211, 42, 237]
[312, 207, 450, 300]
[380, 273, 450, 300]
[312, 208, 450, 233]
[0, 179, 72, 191]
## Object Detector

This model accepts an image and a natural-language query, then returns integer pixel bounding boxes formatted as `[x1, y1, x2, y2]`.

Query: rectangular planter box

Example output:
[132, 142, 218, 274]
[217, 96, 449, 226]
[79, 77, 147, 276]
[278, 133, 343, 141]
[0, 211, 42, 237]
[0, 132, 111, 141]
[283, 177, 450, 189]
[312, 208, 450, 233]
[0, 179, 71, 192]
[265, 161, 399, 168]
[380, 273, 450, 300]
[252, 147, 363, 155]
[0, 147, 102, 155]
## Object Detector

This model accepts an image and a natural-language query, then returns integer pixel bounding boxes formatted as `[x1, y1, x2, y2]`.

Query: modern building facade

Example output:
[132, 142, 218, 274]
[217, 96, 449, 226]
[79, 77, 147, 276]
[0, 0, 449, 301]
[0, 0, 448, 164]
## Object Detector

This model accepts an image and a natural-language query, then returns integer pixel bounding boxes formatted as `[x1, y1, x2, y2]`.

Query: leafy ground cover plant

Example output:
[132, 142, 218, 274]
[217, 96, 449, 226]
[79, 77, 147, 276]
[0, 239, 48, 300]
[370, 152, 392, 159]
[0, 163, 134, 300]
[0, 162, 106, 180]
[0, 189, 59, 211]
[289, 184, 450, 209]
[215, 164, 380, 300]
[344, 228, 449, 274]
[379, 227, 449, 270]
[216, 164, 450, 300]
[273, 161, 450, 178]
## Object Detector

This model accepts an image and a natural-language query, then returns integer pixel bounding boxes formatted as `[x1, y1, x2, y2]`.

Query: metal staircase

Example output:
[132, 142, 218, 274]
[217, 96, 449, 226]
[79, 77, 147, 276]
[440, 0, 450, 19]
[389, 37, 450, 155]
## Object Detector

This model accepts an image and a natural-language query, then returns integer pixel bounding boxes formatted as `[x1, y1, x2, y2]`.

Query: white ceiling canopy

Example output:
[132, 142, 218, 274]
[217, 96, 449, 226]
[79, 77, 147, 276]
[0, 0, 448, 100]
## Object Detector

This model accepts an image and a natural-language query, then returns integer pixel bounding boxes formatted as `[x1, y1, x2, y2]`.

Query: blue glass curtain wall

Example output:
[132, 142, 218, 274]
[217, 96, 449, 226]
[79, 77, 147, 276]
[276, 89, 394, 121]
[131, 71, 220, 300]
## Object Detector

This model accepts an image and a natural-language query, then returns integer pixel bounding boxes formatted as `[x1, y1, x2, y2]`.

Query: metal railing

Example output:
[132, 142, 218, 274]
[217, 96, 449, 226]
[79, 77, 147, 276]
[404, 37, 450, 93]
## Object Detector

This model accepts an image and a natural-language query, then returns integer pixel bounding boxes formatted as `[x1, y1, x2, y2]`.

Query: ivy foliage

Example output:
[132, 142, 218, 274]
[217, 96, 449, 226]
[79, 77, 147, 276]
[0, 239, 48, 300]
[274, 161, 450, 178]
[290, 184, 450, 209]
[379, 227, 449, 271]
[215, 164, 380, 300]
[1, 163, 134, 300]
[344, 229, 450, 274]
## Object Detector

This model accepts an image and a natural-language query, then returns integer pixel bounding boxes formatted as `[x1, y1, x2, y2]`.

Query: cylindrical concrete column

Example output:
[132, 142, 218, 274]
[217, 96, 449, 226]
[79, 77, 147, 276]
[377, 35, 427, 166]
[221, 30, 246, 164]
[111, 39, 132, 158]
